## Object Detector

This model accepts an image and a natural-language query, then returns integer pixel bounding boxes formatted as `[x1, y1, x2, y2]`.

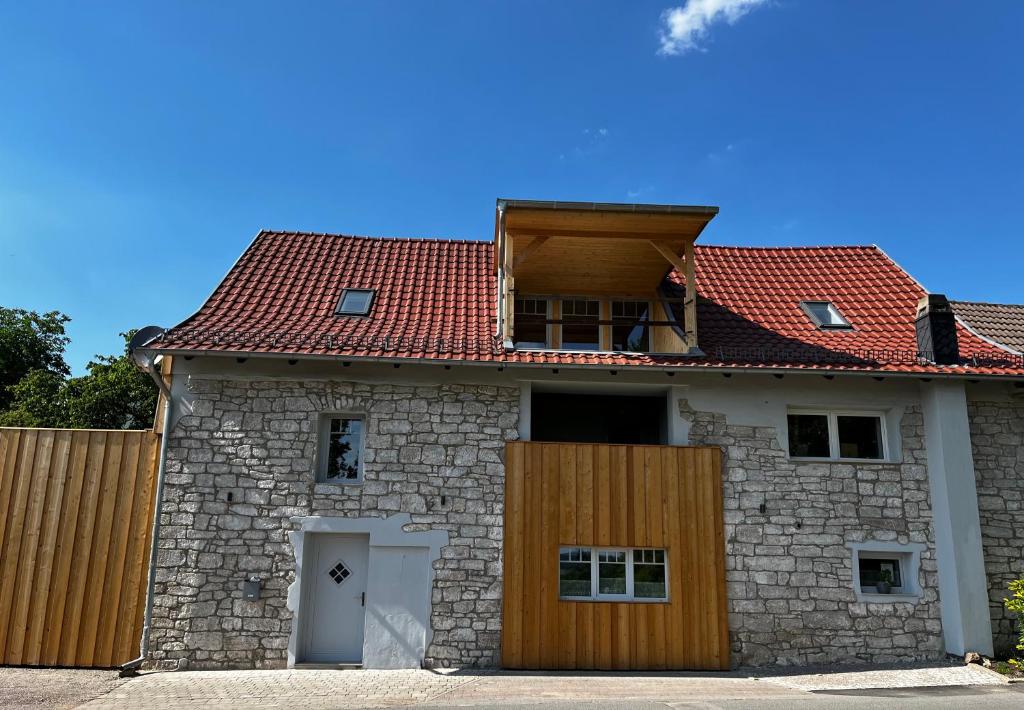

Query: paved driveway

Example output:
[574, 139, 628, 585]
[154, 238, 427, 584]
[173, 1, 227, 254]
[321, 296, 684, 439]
[70, 663, 1012, 709]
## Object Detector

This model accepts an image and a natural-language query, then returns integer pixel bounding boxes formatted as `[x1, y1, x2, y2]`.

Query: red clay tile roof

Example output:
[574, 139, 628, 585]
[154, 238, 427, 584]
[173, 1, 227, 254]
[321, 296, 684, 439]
[951, 301, 1024, 354]
[152, 230, 1024, 377]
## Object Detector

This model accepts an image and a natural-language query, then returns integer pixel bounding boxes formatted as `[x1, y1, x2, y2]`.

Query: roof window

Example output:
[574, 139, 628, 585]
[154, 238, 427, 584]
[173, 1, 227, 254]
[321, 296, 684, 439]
[800, 301, 852, 330]
[336, 288, 375, 316]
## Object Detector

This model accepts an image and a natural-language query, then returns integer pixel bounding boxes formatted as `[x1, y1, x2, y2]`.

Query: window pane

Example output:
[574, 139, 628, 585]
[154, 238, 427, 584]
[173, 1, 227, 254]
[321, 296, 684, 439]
[633, 561, 667, 599]
[858, 557, 902, 587]
[561, 299, 600, 350]
[612, 301, 650, 352]
[514, 298, 548, 348]
[559, 547, 592, 597]
[837, 416, 883, 459]
[326, 418, 363, 480]
[598, 550, 626, 595]
[338, 290, 373, 315]
[787, 414, 830, 457]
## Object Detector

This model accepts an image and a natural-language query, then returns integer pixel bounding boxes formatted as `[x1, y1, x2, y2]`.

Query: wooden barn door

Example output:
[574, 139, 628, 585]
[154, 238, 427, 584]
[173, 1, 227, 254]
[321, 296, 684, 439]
[501, 442, 729, 671]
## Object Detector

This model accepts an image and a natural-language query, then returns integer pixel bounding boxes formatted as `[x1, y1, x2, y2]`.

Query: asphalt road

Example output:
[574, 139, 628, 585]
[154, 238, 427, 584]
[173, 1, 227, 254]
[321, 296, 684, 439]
[417, 683, 1024, 709]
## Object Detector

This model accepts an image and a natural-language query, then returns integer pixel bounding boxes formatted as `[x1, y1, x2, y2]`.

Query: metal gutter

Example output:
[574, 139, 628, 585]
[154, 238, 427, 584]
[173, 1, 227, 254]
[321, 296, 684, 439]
[139, 346, 1024, 382]
[498, 197, 719, 216]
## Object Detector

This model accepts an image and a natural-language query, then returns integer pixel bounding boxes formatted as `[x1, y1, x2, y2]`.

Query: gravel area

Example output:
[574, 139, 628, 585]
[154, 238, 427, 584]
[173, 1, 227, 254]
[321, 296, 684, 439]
[0, 668, 126, 710]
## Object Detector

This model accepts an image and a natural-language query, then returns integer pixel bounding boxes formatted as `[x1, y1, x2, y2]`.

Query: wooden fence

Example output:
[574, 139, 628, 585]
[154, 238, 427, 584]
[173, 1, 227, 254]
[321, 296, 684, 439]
[0, 428, 160, 667]
[502, 441, 729, 671]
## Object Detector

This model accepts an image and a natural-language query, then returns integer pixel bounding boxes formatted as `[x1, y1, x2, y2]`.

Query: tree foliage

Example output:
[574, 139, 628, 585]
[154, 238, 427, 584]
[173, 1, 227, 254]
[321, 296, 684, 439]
[0, 308, 70, 410]
[0, 311, 158, 430]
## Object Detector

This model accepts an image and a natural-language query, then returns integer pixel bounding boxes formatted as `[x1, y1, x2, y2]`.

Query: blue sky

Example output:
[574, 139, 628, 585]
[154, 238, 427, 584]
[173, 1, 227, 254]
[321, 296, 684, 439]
[1, 1, 1022, 374]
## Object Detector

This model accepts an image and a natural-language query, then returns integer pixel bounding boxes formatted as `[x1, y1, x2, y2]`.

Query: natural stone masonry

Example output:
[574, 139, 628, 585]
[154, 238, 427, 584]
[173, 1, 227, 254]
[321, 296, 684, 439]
[681, 401, 945, 667]
[150, 378, 519, 669]
[969, 400, 1024, 656]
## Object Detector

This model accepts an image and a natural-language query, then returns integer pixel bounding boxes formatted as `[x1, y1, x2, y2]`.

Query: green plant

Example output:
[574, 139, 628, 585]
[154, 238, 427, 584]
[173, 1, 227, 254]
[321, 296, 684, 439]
[1005, 576, 1024, 671]
[879, 569, 893, 585]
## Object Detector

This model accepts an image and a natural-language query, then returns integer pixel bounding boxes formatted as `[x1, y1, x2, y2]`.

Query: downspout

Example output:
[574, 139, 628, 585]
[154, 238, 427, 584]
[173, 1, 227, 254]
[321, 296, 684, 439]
[495, 201, 508, 345]
[120, 358, 174, 676]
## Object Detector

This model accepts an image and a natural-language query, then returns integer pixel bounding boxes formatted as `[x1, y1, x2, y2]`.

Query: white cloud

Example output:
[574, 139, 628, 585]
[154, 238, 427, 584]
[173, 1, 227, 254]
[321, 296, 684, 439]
[658, 0, 768, 56]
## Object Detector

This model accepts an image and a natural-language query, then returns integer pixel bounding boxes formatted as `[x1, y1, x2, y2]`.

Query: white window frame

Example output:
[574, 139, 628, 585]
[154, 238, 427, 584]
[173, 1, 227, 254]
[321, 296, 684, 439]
[513, 297, 551, 349]
[559, 298, 602, 351]
[848, 542, 924, 603]
[336, 288, 375, 316]
[558, 546, 669, 603]
[316, 413, 367, 484]
[800, 300, 853, 330]
[787, 409, 888, 463]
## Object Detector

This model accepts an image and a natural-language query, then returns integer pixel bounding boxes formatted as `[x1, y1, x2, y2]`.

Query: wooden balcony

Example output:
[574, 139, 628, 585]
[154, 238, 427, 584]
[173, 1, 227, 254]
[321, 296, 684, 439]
[501, 441, 729, 671]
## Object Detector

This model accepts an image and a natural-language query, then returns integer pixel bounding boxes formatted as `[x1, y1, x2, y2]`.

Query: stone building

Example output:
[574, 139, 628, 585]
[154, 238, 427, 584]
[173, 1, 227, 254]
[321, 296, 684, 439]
[137, 199, 1024, 670]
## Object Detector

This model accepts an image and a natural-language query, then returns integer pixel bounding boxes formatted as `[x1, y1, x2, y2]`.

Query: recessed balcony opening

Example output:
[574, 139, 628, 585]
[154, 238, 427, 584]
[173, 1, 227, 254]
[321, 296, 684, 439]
[531, 391, 668, 445]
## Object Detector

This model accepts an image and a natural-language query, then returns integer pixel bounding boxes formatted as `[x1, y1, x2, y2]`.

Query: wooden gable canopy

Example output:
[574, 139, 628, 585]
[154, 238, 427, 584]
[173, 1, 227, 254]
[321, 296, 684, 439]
[495, 199, 719, 350]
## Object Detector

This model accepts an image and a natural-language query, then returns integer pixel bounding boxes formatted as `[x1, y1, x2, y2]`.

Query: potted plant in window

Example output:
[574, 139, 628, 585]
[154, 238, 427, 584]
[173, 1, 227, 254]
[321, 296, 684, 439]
[876, 569, 893, 594]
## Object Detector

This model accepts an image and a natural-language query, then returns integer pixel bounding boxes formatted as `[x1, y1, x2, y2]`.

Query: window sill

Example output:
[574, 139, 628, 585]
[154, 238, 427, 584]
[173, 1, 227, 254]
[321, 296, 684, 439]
[855, 592, 920, 604]
[559, 597, 670, 604]
[789, 456, 889, 465]
[313, 480, 364, 491]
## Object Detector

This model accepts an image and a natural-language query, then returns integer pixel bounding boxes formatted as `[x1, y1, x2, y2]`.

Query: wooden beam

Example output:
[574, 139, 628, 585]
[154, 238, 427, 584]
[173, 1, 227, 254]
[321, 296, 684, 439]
[648, 240, 686, 274]
[511, 229, 692, 242]
[512, 236, 550, 272]
[683, 239, 697, 349]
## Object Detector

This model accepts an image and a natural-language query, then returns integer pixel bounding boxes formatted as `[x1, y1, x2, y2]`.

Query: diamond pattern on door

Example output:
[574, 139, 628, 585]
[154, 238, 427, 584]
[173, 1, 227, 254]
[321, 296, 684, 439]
[328, 560, 351, 585]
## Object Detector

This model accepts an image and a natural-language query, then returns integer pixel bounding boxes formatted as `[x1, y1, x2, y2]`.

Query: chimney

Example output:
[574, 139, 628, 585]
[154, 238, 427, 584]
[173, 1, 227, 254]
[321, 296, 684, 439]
[915, 294, 960, 365]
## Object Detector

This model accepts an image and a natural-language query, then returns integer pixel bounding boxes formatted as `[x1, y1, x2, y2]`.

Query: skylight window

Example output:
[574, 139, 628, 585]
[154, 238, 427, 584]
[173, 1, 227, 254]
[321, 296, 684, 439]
[336, 289, 375, 316]
[801, 301, 852, 330]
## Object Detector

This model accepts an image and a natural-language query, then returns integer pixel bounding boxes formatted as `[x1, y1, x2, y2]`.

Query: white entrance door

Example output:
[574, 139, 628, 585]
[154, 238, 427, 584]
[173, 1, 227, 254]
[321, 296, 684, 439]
[303, 534, 370, 664]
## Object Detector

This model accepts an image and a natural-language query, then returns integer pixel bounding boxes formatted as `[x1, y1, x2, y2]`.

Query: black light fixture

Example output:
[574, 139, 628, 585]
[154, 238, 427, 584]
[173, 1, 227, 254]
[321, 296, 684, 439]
[236, 357, 248, 364]
[288, 359, 298, 366]
[609, 370, 618, 376]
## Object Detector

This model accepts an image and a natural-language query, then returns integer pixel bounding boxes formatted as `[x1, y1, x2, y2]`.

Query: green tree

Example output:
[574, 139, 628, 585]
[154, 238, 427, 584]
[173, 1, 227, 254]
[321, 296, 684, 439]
[0, 325, 158, 430]
[63, 333, 159, 430]
[0, 369, 67, 427]
[0, 308, 70, 410]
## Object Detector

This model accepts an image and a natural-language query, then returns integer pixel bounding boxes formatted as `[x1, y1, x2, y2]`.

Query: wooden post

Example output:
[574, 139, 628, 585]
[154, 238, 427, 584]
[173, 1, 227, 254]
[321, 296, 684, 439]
[683, 239, 697, 350]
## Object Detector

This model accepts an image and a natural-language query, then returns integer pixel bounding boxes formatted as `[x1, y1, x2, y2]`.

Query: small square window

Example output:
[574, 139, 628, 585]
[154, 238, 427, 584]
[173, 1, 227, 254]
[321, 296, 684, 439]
[336, 289, 375, 316]
[801, 301, 852, 330]
[318, 416, 364, 482]
[858, 557, 902, 590]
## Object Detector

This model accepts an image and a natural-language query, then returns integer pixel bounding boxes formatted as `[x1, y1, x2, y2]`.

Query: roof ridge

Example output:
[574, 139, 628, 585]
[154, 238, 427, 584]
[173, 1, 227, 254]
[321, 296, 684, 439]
[696, 243, 878, 251]
[259, 229, 490, 246]
[950, 299, 1024, 309]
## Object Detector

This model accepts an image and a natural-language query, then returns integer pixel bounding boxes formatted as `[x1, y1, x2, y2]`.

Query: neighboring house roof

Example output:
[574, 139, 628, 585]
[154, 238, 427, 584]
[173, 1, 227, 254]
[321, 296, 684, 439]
[951, 301, 1024, 354]
[151, 230, 1024, 377]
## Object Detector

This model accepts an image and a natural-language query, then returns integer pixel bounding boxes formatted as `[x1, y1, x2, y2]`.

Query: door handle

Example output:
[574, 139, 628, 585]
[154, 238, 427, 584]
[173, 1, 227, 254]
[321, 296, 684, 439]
[361, 592, 366, 607]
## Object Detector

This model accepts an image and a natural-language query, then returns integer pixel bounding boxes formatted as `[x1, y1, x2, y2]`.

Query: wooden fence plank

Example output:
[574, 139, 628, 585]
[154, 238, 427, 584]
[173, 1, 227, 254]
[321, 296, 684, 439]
[114, 432, 159, 663]
[41, 430, 90, 665]
[24, 430, 72, 664]
[0, 429, 38, 662]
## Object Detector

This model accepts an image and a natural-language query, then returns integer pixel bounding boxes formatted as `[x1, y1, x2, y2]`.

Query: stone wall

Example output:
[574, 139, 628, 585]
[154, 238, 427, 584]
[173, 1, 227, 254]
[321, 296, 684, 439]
[681, 401, 945, 666]
[969, 400, 1024, 657]
[151, 378, 519, 669]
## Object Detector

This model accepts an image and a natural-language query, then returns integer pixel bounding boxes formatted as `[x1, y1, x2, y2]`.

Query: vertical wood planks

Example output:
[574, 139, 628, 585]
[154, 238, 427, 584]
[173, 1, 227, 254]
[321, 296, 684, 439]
[0, 428, 160, 668]
[502, 441, 728, 671]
